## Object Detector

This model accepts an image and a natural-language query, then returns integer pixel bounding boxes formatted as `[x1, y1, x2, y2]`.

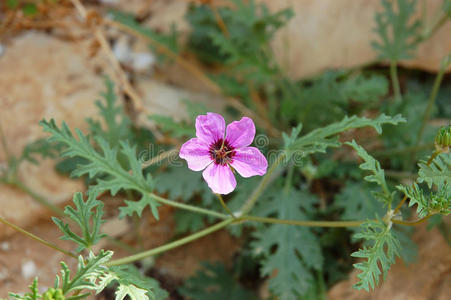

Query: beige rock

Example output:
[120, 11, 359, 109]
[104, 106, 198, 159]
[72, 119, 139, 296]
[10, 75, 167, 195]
[261, 0, 451, 78]
[328, 223, 451, 300]
[0, 32, 108, 237]
[141, 0, 451, 79]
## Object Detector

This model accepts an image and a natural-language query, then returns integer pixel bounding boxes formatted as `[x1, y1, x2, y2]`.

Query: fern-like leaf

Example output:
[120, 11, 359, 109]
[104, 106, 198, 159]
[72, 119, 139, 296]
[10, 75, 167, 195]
[346, 140, 392, 206]
[352, 220, 401, 291]
[52, 192, 106, 252]
[40, 119, 159, 219]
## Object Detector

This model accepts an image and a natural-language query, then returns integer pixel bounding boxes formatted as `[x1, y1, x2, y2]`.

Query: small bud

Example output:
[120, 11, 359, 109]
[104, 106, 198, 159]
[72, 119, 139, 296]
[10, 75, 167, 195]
[434, 125, 451, 152]
[42, 288, 65, 300]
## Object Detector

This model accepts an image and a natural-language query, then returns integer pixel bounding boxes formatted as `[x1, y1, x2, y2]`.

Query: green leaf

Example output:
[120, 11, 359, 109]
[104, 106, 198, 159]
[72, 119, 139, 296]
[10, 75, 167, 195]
[179, 262, 257, 300]
[149, 115, 194, 138]
[23, 3, 38, 16]
[335, 182, 385, 224]
[352, 220, 401, 291]
[115, 285, 148, 300]
[346, 140, 392, 206]
[417, 152, 451, 189]
[397, 182, 451, 217]
[251, 190, 322, 299]
[6, 0, 19, 9]
[289, 114, 405, 157]
[86, 76, 133, 146]
[9, 278, 40, 300]
[372, 0, 421, 61]
[40, 119, 159, 219]
[59, 250, 113, 295]
[52, 192, 106, 252]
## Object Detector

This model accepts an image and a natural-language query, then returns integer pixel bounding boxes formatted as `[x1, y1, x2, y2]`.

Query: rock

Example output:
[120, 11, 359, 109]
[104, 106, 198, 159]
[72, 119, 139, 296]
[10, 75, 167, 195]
[141, 0, 451, 79]
[328, 222, 451, 300]
[0, 32, 109, 237]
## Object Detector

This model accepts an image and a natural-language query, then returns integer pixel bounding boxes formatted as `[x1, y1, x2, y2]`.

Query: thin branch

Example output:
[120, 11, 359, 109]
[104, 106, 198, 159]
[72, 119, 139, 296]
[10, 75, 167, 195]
[0, 215, 77, 259]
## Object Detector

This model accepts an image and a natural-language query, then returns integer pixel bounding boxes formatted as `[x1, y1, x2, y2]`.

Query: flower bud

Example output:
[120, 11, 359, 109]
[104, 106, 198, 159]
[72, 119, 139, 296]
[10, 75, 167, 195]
[434, 125, 451, 152]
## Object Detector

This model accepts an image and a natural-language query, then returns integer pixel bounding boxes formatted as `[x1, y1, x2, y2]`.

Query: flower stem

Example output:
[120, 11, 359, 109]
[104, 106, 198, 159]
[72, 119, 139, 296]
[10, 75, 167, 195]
[390, 60, 402, 103]
[106, 218, 234, 266]
[0, 215, 77, 259]
[243, 215, 363, 227]
[141, 148, 178, 169]
[216, 194, 236, 219]
[240, 152, 286, 215]
[149, 193, 228, 219]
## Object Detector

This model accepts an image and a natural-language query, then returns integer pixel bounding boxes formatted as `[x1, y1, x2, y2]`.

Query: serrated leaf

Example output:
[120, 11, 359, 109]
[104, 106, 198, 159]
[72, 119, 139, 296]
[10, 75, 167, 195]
[57, 250, 113, 295]
[52, 192, 106, 252]
[251, 190, 322, 299]
[352, 220, 401, 291]
[289, 114, 405, 157]
[372, 0, 421, 61]
[179, 262, 257, 300]
[40, 119, 159, 219]
[417, 152, 451, 189]
[335, 182, 385, 223]
[346, 140, 392, 206]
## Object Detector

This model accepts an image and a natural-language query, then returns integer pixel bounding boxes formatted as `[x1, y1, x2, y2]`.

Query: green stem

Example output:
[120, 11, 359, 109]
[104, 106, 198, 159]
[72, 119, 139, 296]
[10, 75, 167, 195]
[11, 178, 65, 216]
[106, 218, 234, 266]
[390, 60, 402, 103]
[216, 194, 236, 219]
[243, 215, 363, 227]
[0, 121, 10, 162]
[150, 193, 228, 219]
[392, 214, 434, 226]
[283, 163, 294, 196]
[416, 57, 449, 147]
[0, 215, 77, 259]
[240, 152, 286, 215]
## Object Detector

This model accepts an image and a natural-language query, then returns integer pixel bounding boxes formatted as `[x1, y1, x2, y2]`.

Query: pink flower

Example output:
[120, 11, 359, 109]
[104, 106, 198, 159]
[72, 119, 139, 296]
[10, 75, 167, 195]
[179, 113, 268, 194]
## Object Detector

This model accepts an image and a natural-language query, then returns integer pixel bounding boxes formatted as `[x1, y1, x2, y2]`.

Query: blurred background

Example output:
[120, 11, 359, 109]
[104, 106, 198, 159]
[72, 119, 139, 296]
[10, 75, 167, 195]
[0, 0, 450, 299]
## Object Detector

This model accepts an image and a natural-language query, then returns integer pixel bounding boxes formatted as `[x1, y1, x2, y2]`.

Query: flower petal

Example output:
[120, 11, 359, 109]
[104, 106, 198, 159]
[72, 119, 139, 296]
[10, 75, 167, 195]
[225, 117, 255, 148]
[230, 147, 268, 178]
[179, 138, 212, 171]
[195, 112, 225, 144]
[202, 163, 237, 195]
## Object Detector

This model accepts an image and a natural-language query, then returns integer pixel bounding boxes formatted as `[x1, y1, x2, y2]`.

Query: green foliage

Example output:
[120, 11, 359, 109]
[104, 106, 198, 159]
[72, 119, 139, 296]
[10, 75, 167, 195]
[86, 77, 133, 146]
[94, 265, 168, 300]
[40, 119, 159, 219]
[335, 182, 385, 223]
[372, 0, 421, 61]
[288, 114, 405, 157]
[251, 189, 322, 299]
[397, 152, 451, 217]
[417, 152, 451, 189]
[352, 220, 401, 291]
[52, 192, 106, 252]
[9, 278, 40, 300]
[346, 140, 392, 207]
[57, 250, 113, 298]
[179, 262, 257, 300]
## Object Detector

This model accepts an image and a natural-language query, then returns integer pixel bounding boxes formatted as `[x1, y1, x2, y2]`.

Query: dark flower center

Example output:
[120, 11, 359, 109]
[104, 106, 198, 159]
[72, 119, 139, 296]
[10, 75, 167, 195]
[209, 138, 235, 166]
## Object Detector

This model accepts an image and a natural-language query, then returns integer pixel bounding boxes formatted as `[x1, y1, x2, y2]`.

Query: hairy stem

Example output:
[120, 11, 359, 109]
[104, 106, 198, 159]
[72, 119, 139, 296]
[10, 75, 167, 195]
[150, 193, 228, 219]
[0, 215, 77, 259]
[391, 214, 434, 226]
[390, 60, 402, 103]
[243, 215, 363, 227]
[416, 59, 448, 148]
[106, 218, 234, 266]
[216, 194, 236, 219]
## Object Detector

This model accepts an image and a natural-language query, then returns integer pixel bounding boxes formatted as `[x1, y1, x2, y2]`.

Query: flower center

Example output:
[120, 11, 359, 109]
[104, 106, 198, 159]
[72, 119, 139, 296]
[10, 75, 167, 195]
[209, 138, 235, 166]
